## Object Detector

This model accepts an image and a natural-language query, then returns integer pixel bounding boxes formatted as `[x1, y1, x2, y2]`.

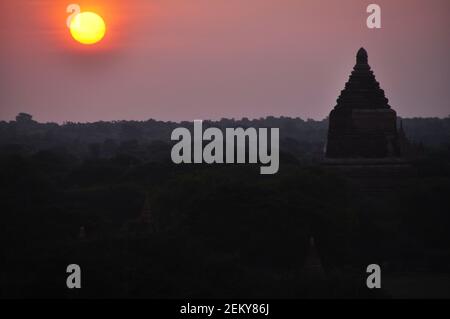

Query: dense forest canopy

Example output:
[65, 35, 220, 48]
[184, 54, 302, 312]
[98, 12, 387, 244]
[1, 113, 450, 298]
[1, 113, 449, 161]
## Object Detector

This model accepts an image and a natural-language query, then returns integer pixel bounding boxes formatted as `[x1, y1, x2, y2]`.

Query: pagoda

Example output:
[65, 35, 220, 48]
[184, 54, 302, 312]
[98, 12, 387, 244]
[303, 237, 325, 278]
[120, 193, 158, 237]
[326, 48, 400, 159]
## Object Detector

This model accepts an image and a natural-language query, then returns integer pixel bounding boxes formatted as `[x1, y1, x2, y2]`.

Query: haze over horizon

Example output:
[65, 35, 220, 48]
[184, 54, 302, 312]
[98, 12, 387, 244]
[1, 0, 449, 123]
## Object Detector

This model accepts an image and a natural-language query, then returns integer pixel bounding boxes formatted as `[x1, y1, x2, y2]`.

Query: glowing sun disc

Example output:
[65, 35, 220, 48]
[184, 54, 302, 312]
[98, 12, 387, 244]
[70, 12, 106, 45]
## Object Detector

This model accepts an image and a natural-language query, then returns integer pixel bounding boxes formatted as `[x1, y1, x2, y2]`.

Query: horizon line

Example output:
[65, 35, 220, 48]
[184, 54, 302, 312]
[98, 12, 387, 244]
[2, 113, 450, 126]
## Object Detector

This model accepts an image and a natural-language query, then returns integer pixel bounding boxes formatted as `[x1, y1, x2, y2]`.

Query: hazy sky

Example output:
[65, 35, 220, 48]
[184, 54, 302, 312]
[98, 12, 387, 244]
[1, 0, 449, 123]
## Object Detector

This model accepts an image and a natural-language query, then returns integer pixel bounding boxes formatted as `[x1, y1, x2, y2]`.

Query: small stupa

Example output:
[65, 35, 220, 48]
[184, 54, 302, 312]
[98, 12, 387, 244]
[121, 193, 158, 237]
[78, 226, 86, 240]
[140, 193, 153, 224]
[303, 237, 325, 278]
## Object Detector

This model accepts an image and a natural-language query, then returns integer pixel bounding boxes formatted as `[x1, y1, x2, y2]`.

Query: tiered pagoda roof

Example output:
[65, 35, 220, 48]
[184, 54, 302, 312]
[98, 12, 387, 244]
[335, 48, 391, 111]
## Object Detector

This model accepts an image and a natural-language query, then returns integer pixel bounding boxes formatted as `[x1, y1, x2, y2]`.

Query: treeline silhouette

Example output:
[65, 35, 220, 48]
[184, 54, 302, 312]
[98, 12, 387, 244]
[2, 113, 449, 161]
[1, 113, 450, 298]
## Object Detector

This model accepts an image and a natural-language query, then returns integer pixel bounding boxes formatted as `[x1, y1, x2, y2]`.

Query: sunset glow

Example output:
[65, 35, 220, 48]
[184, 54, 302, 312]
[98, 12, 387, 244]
[1, 0, 449, 122]
[69, 11, 106, 45]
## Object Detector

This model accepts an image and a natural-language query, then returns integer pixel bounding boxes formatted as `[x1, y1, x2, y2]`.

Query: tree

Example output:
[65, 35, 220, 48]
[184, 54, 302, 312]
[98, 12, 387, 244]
[15, 113, 34, 123]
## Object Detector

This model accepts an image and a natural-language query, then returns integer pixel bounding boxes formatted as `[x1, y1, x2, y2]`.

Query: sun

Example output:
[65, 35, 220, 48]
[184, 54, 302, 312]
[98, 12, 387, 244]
[69, 12, 106, 45]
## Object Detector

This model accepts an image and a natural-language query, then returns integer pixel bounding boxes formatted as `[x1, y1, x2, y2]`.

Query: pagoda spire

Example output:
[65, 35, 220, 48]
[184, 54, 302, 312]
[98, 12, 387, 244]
[140, 193, 152, 224]
[335, 48, 390, 110]
[356, 47, 368, 64]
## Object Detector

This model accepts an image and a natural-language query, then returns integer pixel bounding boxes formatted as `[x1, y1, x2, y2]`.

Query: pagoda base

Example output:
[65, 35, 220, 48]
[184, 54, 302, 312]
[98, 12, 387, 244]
[322, 157, 415, 193]
[326, 109, 400, 159]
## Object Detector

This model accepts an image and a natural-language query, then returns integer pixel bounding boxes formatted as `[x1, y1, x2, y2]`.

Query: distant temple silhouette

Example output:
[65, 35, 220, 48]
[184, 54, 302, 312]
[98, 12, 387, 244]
[326, 48, 400, 159]
[121, 193, 158, 237]
[303, 237, 325, 278]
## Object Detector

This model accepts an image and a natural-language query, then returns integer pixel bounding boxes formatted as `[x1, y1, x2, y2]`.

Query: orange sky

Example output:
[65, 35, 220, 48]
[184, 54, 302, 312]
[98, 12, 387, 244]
[1, 0, 449, 123]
